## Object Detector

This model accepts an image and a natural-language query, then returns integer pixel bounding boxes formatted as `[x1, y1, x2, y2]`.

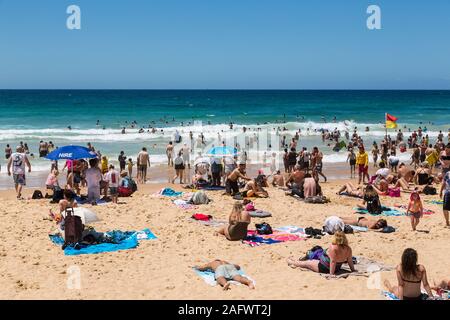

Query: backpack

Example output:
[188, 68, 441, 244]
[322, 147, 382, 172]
[189, 190, 210, 205]
[32, 190, 43, 199]
[129, 179, 138, 193]
[423, 185, 437, 195]
[63, 207, 84, 249]
[255, 222, 273, 235]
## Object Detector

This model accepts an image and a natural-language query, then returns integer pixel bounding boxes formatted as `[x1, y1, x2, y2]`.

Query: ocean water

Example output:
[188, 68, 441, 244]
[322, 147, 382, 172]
[0, 90, 449, 177]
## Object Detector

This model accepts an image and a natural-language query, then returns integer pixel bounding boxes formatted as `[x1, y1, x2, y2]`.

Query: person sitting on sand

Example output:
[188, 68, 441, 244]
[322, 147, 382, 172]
[194, 259, 255, 290]
[49, 189, 78, 223]
[286, 165, 305, 189]
[339, 216, 388, 230]
[303, 173, 318, 198]
[271, 170, 285, 187]
[384, 248, 433, 300]
[243, 174, 269, 198]
[398, 163, 416, 183]
[407, 191, 423, 231]
[357, 185, 382, 214]
[214, 202, 251, 241]
[287, 231, 355, 275]
[45, 169, 60, 193]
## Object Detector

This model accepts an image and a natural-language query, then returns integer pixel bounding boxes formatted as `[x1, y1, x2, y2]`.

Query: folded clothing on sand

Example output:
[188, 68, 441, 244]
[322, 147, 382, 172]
[49, 228, 157, 255]
[193, 267, 255, 287]
[158, 188, 183, 197]
[173, 199, 197, 210]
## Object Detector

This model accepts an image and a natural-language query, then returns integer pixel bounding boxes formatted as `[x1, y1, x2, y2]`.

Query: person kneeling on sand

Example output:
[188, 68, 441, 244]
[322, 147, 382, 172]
[194, 259, 255, 290]
[214, 202, 251, 241]
[287, 231, 355, 275]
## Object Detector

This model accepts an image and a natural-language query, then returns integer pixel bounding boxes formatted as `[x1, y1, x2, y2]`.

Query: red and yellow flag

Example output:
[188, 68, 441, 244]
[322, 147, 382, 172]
[385, 113, 398, 129]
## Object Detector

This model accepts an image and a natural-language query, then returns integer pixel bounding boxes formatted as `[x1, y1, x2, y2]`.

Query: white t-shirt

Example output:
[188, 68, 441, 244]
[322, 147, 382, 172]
[376, 168, 390, 178]
[11, 152, 27, 175]
[388, 155, 400, 164]
[104, 170, 120, 188]
[85, 167, 102, 188]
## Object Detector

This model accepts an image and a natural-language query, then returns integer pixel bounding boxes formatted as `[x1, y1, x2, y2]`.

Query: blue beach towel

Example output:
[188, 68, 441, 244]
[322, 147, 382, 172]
[49, 228, 157, 256]
[354, 207, 404, 216]
[160, 188, 183, 197]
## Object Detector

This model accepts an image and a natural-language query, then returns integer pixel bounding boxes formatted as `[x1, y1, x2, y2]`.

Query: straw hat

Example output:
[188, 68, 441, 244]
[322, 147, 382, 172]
[120, 170, 128, 177]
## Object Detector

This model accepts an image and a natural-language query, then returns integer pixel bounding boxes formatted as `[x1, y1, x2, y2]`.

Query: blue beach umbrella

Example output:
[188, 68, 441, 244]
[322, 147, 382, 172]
[206, 146, 238, 157]
[45, 145, 97, 161]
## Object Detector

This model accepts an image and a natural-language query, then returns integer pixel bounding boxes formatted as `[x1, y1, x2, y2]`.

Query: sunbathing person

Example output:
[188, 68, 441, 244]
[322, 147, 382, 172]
[384, 248, 433, 300]
[340, 216, 387, 230]
[194, 259, 255, 290]
[214, 202, 251, 241]
[357, 185, 382, 214]
[337, 182, 363, 198]
[432, 278, 450, 294]
[243, 174, 269, 198]
[287, 231, 355, 275]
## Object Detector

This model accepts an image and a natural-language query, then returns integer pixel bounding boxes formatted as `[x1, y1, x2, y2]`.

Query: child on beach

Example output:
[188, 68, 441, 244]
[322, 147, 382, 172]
[127, 158, 134, 178]
[104, 165, 120, 204]
[407, 191, 423, 231]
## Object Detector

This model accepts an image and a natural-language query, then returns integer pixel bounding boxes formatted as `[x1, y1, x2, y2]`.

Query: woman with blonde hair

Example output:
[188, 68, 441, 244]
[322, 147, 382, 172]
[215, 202, 251, 241]
[287, 231, 355, 275]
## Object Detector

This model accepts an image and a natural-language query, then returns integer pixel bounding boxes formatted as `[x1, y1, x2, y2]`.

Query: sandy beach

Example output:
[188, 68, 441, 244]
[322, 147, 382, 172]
[1, 175, 448, 300]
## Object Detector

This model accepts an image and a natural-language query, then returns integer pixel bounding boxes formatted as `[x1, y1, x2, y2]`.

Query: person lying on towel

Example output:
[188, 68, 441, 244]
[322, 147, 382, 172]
[194, 259, 255, 291]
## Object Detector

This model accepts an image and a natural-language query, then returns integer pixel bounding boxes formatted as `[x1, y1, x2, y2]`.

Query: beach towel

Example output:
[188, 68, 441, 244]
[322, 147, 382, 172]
[349, 225, 368, 232]
[381, 291, 400, 300]
[158, 187, 183, 197]
[193, 267, 255, 287]
[75, 196, 108, 206]
[243, 228, 307, 247]
[249, 210, 272, 218]
[354, 207, 404, 216]
[49, 228, 157, 256]
[173, 199, 197, 210]
[425, 199, 444, 205]
[393, 204, 435, 215]
[318, 256, 394, 279]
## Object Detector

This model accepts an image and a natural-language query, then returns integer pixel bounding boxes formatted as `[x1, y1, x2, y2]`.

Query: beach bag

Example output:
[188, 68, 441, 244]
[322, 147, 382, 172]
[32, 190, 43, 199]
[118, 186, 133, 197]
[255, 222, 273, 235]
[189, 190, 210, 205]
[387, 187, 401, 197]
[129, 179, 138, 193]
[423, 185, 437, 195]
[63, 207, 84, 248]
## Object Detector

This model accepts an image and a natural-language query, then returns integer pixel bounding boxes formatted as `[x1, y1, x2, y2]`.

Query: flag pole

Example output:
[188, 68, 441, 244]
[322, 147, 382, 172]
[385, 113, 388, 139]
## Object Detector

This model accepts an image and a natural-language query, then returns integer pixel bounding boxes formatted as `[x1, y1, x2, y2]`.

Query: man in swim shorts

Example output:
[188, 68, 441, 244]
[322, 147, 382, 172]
[7, 146, 31, 199]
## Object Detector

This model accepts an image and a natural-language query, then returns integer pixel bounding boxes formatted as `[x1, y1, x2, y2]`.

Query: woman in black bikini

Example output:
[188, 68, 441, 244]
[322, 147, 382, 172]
[384, 248, 433, 300]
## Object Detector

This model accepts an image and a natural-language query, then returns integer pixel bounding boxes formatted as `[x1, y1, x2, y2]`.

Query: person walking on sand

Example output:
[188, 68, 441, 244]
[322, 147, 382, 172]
[356, 145, 369, 184]
[439, 168, 450, 227]
[137, 147, 150, 184]
[166, 141, 174, 167]
[194, 260, 255, 290]
[7, 146, 31, 200]
[172, 151, 185, 184]
[407, 192, 424, 231]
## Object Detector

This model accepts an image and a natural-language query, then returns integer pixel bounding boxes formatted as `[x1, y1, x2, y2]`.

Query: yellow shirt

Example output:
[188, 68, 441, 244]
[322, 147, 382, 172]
[101, 159, 108, 173]
[356, 151, 369, 167]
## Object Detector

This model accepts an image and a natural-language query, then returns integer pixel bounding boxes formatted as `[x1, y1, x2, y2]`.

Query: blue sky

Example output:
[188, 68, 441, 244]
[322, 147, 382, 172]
[0, 0, 449, 89]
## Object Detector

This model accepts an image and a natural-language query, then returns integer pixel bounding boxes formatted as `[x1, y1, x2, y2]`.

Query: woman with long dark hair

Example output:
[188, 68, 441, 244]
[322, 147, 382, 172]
[384, 248, 433, 300]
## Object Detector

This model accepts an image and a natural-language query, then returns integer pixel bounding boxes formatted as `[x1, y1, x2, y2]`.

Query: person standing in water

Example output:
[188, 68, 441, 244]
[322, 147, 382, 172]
[347, 147, 356, 178]
[166, 142, 174, 167]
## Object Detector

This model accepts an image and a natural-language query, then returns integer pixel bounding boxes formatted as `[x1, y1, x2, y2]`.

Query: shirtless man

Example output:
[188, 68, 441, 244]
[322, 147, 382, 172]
[137, 147, 151, 184]
[271, 170, 285, 187]
[398, 163, 415, 183]
[439, 143, 450, 175]
[286, 165, 305, 189]
[166, 142, 174, 167]
[194, 260, 255, 290]
[5, 144, 12, 160]
[226, 163, 251, 196]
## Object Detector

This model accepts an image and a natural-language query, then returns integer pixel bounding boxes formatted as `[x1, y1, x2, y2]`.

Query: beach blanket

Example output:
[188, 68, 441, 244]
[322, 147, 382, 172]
[381, 291, 400, 300]
[158, 187, 183, 197]
[173, 199, 197, 210]
[394, 204, 435, 215]
[243, 227, 307, 247]
[425, 199, 444, 205]
[318, 256, 394, 279]
[75, 196, 108, 206]
[354, 207, 404, 216]
[49, 228, 157, 256]
[193, 267, 255, 287]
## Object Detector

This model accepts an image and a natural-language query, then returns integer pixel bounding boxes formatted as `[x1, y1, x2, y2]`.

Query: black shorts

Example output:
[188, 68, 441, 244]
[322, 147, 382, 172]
[444, 192, 450, 211]
[175, 164, 185, 170]
[349, 159, 356, 166]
